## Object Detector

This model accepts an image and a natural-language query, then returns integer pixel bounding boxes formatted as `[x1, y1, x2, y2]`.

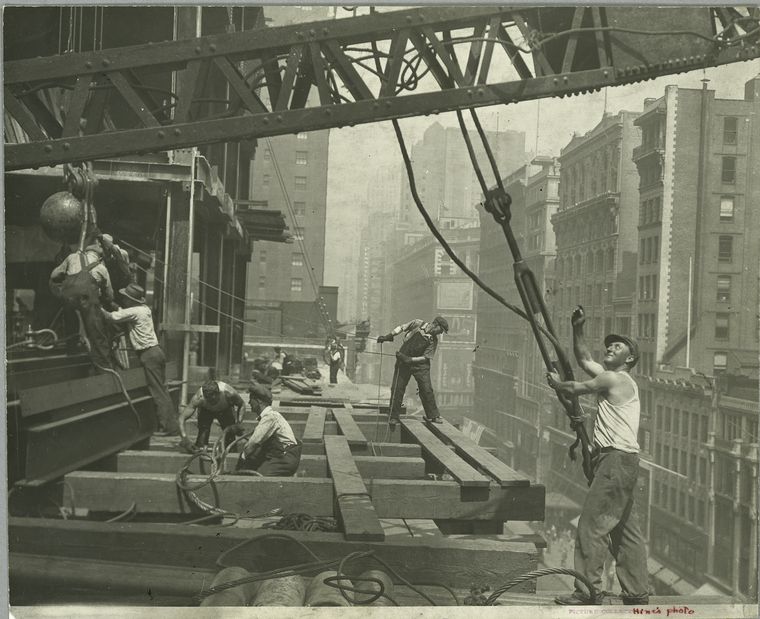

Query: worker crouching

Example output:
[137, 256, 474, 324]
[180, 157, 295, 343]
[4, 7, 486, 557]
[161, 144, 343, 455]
[236, 383, 302, 476]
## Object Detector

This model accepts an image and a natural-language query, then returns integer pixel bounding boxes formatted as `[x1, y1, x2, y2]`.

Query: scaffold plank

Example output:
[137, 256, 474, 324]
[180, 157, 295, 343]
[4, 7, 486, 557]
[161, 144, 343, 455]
[324, 435, 385, 541]
[302, 406, 327, 443]
[401, 419, 490, 487]
[330, 408, 368, 447]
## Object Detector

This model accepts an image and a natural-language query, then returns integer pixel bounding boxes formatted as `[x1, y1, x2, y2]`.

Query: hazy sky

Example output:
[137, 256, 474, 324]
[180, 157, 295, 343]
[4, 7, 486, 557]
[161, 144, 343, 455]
[323, 57, 760, 307]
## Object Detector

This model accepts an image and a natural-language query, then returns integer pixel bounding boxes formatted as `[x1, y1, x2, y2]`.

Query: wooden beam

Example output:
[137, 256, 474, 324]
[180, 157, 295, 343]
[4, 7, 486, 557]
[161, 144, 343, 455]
[9, 518, 539, 593]
[63, 471, 546, 521]
[400, 419, 490, 487]
[302, 406, 326, 443]
[202, 419, 394, 443]
[324, 435, 385, 541]
[426, 420, 529, 487]
[159, 323, 221, 334]
[330, 408, 368, 447]
[117, 451, 424, 479]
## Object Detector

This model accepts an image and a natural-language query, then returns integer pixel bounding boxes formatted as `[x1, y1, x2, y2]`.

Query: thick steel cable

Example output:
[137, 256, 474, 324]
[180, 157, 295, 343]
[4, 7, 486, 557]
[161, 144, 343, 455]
[485, 566, 597, 605]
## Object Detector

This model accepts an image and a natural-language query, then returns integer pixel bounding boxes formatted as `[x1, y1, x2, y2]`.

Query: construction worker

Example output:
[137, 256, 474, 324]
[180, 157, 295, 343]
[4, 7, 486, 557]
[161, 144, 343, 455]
[268, 346, 286, 378]
[546, 306, 649, 606]
[101, 283, 180, 436]
[377, 316, 448, 428]
[50, 242, 117, 369]
[178, 371, 246, 454]
[324, 337, 344, 384]
[236, 383, 301, 476]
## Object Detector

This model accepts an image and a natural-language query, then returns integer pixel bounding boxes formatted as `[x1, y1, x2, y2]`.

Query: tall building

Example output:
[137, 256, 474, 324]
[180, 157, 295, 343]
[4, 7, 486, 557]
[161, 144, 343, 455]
[399, 122, 527, 228]
[631, 78, 760, 600]
[245, 5, 333, 338]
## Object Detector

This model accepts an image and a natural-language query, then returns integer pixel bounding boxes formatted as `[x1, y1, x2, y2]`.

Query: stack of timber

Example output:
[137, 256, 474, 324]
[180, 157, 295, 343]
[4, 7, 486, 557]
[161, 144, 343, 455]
[9, 399, 551, 607]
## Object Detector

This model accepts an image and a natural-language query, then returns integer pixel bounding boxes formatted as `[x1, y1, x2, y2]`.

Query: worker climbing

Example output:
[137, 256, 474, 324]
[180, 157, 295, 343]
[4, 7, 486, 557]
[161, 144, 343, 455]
[546, 306, 649, 606]
[178, 369, 246, 454]
[377, 316, 448, 429]
[236, 383, 301, 476]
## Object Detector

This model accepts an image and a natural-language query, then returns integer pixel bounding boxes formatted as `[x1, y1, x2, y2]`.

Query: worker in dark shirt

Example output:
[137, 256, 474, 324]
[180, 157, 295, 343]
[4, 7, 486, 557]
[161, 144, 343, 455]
[178, 374, 245, 453]
[236, 383, 301, 476]
[377, 316, 448, 429]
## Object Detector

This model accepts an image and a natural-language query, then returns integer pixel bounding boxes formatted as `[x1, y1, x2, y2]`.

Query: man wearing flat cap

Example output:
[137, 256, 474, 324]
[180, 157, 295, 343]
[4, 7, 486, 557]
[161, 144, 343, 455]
[377, 315, 449, 428]
[101, 283, 180, 436]
[546, 306, 649, 606]
[237, 383, 301, 476]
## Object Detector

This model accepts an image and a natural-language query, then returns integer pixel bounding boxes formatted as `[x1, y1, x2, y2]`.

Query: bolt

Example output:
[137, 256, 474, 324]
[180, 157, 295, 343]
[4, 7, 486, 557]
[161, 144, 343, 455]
[85, 61, 93, 69]
[158, 130, 165, 138]
[209, 44, 216, 52]
[477, 88, 484, 96]
[195, 46, 202, 54]
[263, 117, 269, 124]
[174, 128, 181, 136]
[563, 76, 568, 83]
[276, 115, 283, 122]
[325, 109, 332, 116]
[102, 59, 110, 67]
[63, 142, 71, 151]
[44, 144, 53, 153]
[553, 78, 559, 85]
[603, 70, 609, 78]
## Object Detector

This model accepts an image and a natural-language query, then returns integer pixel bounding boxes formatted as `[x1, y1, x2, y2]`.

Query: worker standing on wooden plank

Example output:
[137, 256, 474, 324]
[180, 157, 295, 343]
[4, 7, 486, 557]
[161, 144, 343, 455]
[324, 337, 344, 385]
[546, 306, 649, 606]
[236, 383, 301, 476]
[178, 370, 245, 454]
[101, 283, 180, 436]
[377, 316, 448, 429]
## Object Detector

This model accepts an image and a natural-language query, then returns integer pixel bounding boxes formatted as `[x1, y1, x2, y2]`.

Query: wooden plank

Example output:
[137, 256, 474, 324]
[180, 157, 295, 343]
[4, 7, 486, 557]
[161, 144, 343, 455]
[404, 519, 443, 538]
[117, 451, 425, 479]
[401, 419, 490, 487]
[9, 517, 539, 593]
[426, 419, 530, 487]
[323, 435, 385, 541]
[63, 471, 545, 521]
[331, 408, 368, 447]
[302, 406, 326, 443]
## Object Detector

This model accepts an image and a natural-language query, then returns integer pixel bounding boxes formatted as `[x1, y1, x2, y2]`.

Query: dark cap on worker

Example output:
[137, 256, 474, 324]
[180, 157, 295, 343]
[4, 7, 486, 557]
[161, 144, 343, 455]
[201, 380, 220, 399]
[432, 316, 449, 333]
[249, 382, 273, 405]
[604, 334, 639, 368]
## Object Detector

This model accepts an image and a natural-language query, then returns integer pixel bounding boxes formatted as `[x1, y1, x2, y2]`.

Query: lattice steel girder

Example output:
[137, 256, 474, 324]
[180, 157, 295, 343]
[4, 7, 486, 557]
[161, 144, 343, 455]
[5, 5, 760, 170]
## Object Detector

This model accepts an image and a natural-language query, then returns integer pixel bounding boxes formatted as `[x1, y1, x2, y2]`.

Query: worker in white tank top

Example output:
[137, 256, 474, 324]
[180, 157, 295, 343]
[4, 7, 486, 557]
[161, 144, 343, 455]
[546, 305, 649, 607]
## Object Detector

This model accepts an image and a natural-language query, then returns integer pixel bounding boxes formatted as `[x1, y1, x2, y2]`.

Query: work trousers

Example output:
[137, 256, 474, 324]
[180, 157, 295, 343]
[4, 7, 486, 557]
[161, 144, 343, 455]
[138, 345, 179, 434]
[195, 406, 237, 448]
[78, 302, 116, 370]
[237, 442, 302, 476]
[329, 361, 340, 384]
[573, 449, 649, 601]
[389, 359, 439, 421]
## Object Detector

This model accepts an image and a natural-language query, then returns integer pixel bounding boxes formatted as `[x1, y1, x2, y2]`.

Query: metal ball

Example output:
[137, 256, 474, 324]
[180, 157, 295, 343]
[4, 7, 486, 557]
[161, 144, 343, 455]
[39, 191, 84, 243]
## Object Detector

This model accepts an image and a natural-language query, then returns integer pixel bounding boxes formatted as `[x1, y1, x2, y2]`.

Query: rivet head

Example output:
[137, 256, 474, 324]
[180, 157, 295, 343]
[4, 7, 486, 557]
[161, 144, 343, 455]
[174, 128, 181, 136]
[276, 115, 283, 122]
[322, 28, 329, 35]
[195, 46, 202, 54]
[263, 117, 269, 124]
[85, 61, 93, 69]
[309, 29, 316, 37]
[63, 142, 71, 151]
[563, 76, 568, 82]
[603, 70, 609, 77]
[553, 78, 559, 84]
[325, 109, 332, 116]
[209, 44, 217, 52]
[44, 144, 53, 153]
[102, 59, 110, 67]
[158, 130, 165, 138]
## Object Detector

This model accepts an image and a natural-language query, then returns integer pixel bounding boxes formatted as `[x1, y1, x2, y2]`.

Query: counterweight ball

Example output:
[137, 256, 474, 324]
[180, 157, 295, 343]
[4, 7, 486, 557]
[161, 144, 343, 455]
[40, 191, 84, 243]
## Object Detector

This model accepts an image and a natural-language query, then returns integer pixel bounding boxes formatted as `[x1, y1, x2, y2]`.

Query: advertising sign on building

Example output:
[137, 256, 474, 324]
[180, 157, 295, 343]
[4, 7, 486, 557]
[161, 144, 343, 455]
[437, 280, 474, 310]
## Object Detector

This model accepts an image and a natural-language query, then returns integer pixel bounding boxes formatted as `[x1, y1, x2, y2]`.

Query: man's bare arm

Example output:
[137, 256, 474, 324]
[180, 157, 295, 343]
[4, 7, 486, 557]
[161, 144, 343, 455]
[571, 306, 605, 378]
[547, 370, 615, 397]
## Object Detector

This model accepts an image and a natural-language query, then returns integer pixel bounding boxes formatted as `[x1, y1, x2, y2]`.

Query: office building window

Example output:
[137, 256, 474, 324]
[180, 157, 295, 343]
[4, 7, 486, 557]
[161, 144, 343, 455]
[291, 253, 304, 267]
[290, 278, 303, 292]
[295, 176, 307, 188]
[721, 156, 736, 184]
[715, 313, 729, 340]
[717, 275, 731, 302]
[263, 148, 271, 160]
[723, 117, 738, 145]
[259, 250, 267, 264]
[293, 227, 304, 240]
[295, 151, 308, 165]
[713, 351, 728, 373]
[293, 201, 306, 216]
[719, 196, 735, 221]
[262, 173, 271, 187]
[297, 132, 308, 140]
[258, 275, 266, 288]
[718, 235, 733, 262]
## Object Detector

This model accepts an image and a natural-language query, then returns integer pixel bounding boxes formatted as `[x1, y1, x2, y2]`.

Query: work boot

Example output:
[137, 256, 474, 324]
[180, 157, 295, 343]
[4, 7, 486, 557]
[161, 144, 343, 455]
[620, 593, 649, 605]
[554, 591, 601, 605]
[426, 416, 444, 424]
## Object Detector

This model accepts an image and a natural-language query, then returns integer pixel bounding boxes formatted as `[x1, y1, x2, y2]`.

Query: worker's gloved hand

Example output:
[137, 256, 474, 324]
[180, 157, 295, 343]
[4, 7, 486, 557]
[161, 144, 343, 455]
[376, 333, 394, 343]
[179, 436, 199, 455]
[571, 305, 586, 329]
[396, 351, 411, 364]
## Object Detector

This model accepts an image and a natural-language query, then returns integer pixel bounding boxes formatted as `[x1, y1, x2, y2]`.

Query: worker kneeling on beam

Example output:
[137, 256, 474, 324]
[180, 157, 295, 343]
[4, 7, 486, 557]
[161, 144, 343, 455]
[377, 316, 448, 429]
[546, 306, 649, 606]
[178, 370, 246, 454]
[236, 383, 301, 476]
